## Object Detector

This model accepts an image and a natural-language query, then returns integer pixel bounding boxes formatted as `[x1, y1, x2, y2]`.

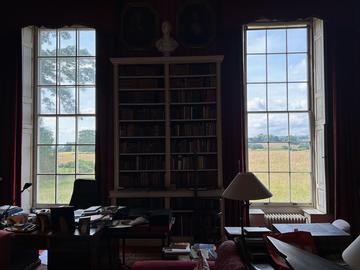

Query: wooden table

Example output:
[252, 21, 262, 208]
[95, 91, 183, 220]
[12, 227, 102, 270]
[272, 223, 352, 256]
[267, 236, 347, 270]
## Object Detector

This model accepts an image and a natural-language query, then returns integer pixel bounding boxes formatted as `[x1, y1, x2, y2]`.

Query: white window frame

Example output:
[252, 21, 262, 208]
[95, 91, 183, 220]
[243, 19, 326, 211]
[33, 26, 96, 207]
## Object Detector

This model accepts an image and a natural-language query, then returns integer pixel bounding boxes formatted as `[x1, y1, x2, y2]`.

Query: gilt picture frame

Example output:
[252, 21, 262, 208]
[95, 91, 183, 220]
[121, 3, 159, 50]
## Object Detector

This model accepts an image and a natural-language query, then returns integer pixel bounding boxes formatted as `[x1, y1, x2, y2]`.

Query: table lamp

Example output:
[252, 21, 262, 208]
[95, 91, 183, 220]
[222, 172, 272, 267]
[343, 235, 360, 270]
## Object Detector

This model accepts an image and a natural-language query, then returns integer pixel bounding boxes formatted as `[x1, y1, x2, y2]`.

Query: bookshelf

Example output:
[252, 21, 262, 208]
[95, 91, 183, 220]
[110, 56, 224, 242]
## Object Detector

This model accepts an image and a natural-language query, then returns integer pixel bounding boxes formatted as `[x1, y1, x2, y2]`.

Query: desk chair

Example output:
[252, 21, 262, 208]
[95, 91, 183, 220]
[264, 231, 318, 270]
[69, 179, 100, 210]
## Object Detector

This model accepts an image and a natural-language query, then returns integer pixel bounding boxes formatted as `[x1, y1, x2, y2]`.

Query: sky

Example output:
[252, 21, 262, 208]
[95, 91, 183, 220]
[246, 27, 310, 140]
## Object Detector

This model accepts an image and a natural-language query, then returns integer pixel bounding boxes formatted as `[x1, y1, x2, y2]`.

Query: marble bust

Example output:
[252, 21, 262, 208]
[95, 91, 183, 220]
[156, 21, 178, 56]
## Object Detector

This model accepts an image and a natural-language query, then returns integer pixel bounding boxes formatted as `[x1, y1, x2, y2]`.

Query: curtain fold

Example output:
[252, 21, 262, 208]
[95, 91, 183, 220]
[0, 29, 22, 205]
[221, 27, 249, 226]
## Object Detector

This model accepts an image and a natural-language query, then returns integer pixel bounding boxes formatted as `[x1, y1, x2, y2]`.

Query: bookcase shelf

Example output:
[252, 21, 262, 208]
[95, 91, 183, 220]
[111, 56, 224, 242]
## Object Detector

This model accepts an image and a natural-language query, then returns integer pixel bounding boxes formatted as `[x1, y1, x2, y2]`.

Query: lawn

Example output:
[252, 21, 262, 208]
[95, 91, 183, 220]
[249, 149, 312, 203]
[38, 149, 312, 204]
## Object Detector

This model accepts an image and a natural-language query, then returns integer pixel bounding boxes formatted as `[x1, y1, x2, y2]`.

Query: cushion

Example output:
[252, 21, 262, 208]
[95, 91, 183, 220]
[215, 240, 246, 270]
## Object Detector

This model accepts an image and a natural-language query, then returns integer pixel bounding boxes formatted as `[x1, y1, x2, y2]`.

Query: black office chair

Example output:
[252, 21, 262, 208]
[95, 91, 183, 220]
[69, 179, 100, 209]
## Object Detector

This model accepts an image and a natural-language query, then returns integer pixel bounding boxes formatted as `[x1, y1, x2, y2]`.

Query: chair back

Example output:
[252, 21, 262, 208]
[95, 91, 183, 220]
[69, 179, 100, 209]
[264, 231, 318, 270]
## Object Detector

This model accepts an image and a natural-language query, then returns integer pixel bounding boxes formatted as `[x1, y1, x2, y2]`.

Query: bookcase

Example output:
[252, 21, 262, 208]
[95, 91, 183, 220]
[110, 56, 224, 242]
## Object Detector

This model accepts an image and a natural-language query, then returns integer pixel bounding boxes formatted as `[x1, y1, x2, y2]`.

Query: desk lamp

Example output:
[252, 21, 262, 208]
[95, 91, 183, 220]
[222, 172, 272, 267]
[343, 235, 360, 270]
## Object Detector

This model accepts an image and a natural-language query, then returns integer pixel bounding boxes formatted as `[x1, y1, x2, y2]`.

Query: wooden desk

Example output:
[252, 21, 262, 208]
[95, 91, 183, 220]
[12, 227, 102, 270]
[272, 223, 352, 256]
[267, 236, 347, 270]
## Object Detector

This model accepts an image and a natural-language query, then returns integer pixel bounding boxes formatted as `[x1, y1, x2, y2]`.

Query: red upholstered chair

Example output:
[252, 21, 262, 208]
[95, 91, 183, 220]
[264, 231, 318, 270]
[0, 230, 14, 270]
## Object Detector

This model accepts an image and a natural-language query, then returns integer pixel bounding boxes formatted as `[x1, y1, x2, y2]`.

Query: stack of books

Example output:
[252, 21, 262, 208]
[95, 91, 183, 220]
[162, 242, 191, 259]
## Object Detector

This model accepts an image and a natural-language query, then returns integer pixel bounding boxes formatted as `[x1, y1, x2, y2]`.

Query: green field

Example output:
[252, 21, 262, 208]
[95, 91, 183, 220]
[37, 152, 95, 204]
[249, 148, 312, 203]
[38, 149, 311, 204]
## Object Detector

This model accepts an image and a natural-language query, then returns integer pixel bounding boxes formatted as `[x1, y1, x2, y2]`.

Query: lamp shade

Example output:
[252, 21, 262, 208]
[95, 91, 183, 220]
[343, 235, 360, 270]
[222, 172, 272, 200]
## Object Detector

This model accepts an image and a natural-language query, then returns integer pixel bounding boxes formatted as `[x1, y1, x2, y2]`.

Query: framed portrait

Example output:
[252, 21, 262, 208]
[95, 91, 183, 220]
[121, 3, 159, 50]
[176, 0, 216, 49]
[78, 216, 91, 235]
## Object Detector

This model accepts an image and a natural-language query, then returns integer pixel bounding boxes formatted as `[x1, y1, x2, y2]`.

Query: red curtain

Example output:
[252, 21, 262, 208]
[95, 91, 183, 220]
[0, 29, 22, 205]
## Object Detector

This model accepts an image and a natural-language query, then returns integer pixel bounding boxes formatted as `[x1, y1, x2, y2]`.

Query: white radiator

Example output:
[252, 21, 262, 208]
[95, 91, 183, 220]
[265, 213, 307, 228]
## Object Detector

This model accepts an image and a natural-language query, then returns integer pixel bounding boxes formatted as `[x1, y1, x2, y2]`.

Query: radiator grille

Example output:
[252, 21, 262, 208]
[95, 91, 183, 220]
[265, 213, 307, 228]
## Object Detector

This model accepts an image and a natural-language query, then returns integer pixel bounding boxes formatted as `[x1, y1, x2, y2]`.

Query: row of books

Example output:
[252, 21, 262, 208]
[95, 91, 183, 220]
[171, 138, 217, 153]
[119, 156, 164, 170]
[120, 124, 164, 137]
[170, 197, 220, 210]
[119, 65, 164, 76]
[171, 171, 218, 189]
[171, 123, 216, 136]
[119, 173, 165, 189]
[171, 155, 217, 170]
[170, 77, 216, 88]
[120, 108, 165, 120]
[171, 105, 216, 119]
[119, 140, 165, 153]
[170, 63, 216, 76]
[171, 90, 216, 103]
[117, 198, 164, 209]
[119, 91, 164, 103]
[119, 78, 164, 89]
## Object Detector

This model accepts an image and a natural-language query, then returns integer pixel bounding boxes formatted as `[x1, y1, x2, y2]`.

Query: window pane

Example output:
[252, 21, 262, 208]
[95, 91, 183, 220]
[288, 54, 307, 82]
[269, 143, 289, 172]
[57, 146, 75, 174]
[290, 143, 311, 172]
[291, 173, 311, 203]
[247, 55, 266, 82]
[267, 29, 286, 53]
[77, 146, 95, 174]
[39, 30, 56, 56]
[78, 117, 96, 144]
[268, 83, 287, 111]
[248, 143, 268, 171]
[247, 30, 266, 53]
[79, 87, 96, 114]
[59, 87, 76, 114]
[59, 58, 76, 85]
[267, 55, 286, 82]
[57, 175, 75, 204]
[268, 113, 288, 141]
[37, 146, 55, 173]
[288, 83, 308, 110]
[58, 117, 76, 144]
[78, 58, 96, 85]
[270, 173, 290, 202]
[59, 30, 76, 56]
[248, 113, 267, 142]
[79, 30, 96, 56]
[289, 113, 310, 142]
[37, 175, 55, 204]
[253, 173, 270, 203]
[38, 117, 56, 144]
[287, 28, 307, 53]
[247, 84, 266, 111]
[38, 58, 56, 85]
[39, 87, 56, 114]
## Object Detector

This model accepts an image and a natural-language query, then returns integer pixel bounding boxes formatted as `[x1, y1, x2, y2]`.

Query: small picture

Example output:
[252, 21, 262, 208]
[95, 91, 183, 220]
[37, 213, 50, 233]
[177, 1, 216, 49]
[121, 3, 159, 50]
[78, 216, 91, 235]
